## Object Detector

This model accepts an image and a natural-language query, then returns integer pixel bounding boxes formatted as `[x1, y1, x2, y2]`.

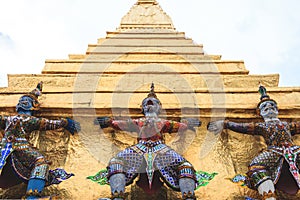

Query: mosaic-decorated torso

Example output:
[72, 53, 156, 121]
[1, 114, 67, 150]
[257, 121, 293, 146]
[137, 117, 164, 141]
[110, 117, 187, 143]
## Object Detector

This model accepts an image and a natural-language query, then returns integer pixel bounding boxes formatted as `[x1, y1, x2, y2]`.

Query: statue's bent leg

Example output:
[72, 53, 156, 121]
[247, 150, 278, 200]
[108, 158, 126, 200]
[178, 162, 196, 200]
[25, 158, 49, 199]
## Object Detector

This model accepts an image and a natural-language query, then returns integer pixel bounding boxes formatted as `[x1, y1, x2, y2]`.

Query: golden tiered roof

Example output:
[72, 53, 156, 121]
[1, 0, 298, 119]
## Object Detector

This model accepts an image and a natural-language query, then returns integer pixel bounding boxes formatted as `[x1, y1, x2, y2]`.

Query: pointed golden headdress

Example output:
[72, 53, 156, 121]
[16, 81, 43, 113]
[256, 84, 277, 115]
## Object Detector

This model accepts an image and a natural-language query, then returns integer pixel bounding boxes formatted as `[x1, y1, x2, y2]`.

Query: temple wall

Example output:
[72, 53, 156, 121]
[2, 119, 300, 199]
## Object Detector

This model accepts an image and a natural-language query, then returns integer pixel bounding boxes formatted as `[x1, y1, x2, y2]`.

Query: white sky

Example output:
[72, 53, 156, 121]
[0, 0, 299, 87]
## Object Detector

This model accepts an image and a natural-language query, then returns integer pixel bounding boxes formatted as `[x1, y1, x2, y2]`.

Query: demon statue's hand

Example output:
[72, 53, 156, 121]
[181, 118, 202, 131]
[207, 120, 225, 134]
[65, 118, 81, 135]
[94, 117, 112, 129]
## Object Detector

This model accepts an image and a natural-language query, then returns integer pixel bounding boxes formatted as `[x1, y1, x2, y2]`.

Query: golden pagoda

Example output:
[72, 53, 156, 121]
[0, 0, 299, 199]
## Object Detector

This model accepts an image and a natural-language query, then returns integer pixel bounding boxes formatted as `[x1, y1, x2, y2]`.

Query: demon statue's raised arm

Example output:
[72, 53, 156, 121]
[208, 85, 300, 200]
[95, 83, 201, 200]
[0, 82, 81, 199]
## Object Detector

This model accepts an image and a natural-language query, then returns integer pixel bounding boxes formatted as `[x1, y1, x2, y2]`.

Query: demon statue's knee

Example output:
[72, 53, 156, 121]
[247, 166, 276, 200]
[178, 162, 196, 200]
[258, 180, 276, 200]
[179, 178, 196, 200]
[109, 174, 126, 200]
[107, 158, 126, 200]
[25, 158, 49, 199]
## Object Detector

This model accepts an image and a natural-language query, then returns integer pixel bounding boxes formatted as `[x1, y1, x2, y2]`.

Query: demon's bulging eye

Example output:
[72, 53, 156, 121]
[260, 103, 267, 110]
[271, 103, 278, 109]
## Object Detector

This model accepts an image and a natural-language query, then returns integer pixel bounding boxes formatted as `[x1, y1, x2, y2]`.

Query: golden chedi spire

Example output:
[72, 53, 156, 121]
[136, 0, 158, 5]
[118, 0, 175, 30]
